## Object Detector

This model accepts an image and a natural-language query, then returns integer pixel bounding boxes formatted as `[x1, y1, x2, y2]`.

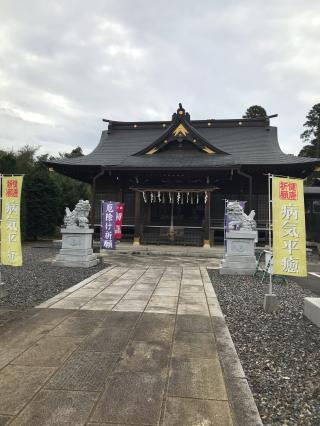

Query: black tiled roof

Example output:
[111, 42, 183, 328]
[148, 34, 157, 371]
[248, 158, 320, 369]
[46, 124, 319, 170]
[45, 101, 319, 175]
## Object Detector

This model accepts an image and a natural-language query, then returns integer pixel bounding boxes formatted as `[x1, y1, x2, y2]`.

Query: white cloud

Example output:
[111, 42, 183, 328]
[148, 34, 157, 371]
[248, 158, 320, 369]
[0, 0, 319, 156]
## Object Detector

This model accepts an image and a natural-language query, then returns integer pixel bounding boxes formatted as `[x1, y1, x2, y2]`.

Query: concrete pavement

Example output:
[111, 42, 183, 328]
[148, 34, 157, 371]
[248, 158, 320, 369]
[0, 260, 261, 425]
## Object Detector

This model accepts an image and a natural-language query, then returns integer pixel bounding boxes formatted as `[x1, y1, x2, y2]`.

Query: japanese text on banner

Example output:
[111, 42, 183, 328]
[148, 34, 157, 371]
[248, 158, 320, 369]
[272, 177, 306, 277]
[100, 201, 117, 250]
[1, 176, 24, 266]
[114, 203, 124, 240]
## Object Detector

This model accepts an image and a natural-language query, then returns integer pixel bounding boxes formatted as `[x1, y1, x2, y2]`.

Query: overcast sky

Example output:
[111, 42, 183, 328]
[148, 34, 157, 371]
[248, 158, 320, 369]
[1, 0, 319, 156]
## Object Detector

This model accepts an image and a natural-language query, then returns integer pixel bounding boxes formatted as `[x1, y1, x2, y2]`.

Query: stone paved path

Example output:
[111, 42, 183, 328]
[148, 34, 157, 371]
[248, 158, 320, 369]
[0, 262, 260, 426]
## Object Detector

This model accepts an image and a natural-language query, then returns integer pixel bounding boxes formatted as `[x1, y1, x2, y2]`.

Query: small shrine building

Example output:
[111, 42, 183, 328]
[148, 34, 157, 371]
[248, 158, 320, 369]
[45, 104, 320, 246]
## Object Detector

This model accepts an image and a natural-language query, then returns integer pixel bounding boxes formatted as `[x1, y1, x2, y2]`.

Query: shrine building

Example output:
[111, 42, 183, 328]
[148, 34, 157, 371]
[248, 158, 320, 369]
[45, 104, 320, 246]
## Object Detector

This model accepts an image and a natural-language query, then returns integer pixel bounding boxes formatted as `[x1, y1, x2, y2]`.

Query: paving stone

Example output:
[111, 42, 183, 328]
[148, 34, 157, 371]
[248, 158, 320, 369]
[48, 316, 103, 337]
[131, 283, 157, 291]
[157, 282, 180, 289]
[80, 300, 115, 311]
[207, 297, 224, 317]
[79, 327, 131, 353]
[99, 287, 129, 295]
[49, 297, 88, 309]
[66, 288, 101, 298]
[95, 292, 126, 301]
[177, 303, 209, 316]
[11, 336, 82, 367]
[115, 341, 170, 373]
[0, 317, 51, 345]
[91, 371, 166, 425]
[123, 291, 152, 301]
[46, 351, 116, 391]
[0, 365, 54, 415]
[175, 314, 212, 334]
[111, 279, 135, 286]
[168, 358, 227, 400]
[0, 346, 28, 370]
[145, 305, 177, 314]
[71, 310, 110, 320]
[163, 397, 233, 426]
[36, 293, 69, 308]
[0, 416, 12, 426]
[153, 288, 180, 296]
[173, 332, 216, 358]
[179, 294, 207, 303]
[133, 313, 175, 344]
[230, 395, 262, 426]
[112, 299, 147, 312]
[146, 296, 178, 314]
[180, 285, 206, 293]
[87, 423, 128, 426]
[23, 309, 73, 327]
[100, 311, 140, 330]
[10, 389, 99, 426]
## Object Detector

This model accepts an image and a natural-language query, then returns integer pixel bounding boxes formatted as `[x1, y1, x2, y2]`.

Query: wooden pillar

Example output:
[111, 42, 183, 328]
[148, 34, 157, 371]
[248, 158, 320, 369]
[133, 191, 141, 245]
[90, 168, 105, 226]
[203, 192, 211, 248]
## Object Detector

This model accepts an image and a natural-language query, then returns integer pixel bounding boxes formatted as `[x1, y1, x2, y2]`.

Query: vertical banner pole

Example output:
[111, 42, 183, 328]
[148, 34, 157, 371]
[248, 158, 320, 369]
[224, 198, 228, 253]
[0, 173, 2, 285]
[268, 173, 273, 295]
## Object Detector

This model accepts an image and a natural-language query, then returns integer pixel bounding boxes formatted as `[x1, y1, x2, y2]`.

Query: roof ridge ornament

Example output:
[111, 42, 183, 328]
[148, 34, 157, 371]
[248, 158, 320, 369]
[178, 103, 185, 115]
[172, 103, 190, 122]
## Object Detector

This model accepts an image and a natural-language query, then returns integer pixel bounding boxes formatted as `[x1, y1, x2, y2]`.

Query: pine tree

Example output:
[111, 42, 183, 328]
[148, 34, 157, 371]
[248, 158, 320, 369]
[299, 103, 320, 158]
[243, 105, 267, 119]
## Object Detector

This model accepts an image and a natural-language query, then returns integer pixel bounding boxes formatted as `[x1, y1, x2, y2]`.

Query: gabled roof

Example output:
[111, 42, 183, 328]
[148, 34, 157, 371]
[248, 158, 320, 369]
[44, 104, 320, 180]
[134, 104, 228, 156]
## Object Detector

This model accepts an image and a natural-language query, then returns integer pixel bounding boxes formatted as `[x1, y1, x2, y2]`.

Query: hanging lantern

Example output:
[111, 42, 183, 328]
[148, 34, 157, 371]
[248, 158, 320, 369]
[169, 192, 172, 203]
[150, 192, 153, 203]
[142, 191, 147, 203]
[177, 192, 181, 204]
[158, 191, 161, 203]
[197, 193, 199, 204]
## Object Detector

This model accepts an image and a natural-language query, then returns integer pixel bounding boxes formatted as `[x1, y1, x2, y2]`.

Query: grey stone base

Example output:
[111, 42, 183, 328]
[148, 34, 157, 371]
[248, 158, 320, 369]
[219, 257, 257, 276]
[304, 297, 320, 327]
[263, 294, 279, 312]
[55, 227, 99, 268]
[0, 283, 8, 298]
[220, 267, 256, 275]
[55, 258, 100, 268]
[56, 252, 98, 263]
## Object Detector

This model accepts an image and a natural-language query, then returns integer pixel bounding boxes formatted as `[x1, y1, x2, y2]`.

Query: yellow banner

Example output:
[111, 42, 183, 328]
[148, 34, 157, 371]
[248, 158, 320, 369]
[272, 176, 306, 277]
[1, 176, 23, 266]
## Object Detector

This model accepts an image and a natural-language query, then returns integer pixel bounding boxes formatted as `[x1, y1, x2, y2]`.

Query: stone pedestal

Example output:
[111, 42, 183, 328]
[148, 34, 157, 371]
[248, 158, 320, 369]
[263, 294, 279, 312]
[0, 283, 8, 299]
[220, 230, 257, 275]
[304, 297, 320, 328]
[55, 227, 99, 268]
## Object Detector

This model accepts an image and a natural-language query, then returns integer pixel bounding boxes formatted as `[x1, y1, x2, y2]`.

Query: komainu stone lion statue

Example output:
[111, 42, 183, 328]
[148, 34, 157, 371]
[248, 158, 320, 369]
[64, 200, 91, 228]
[226, 201, 256, 231]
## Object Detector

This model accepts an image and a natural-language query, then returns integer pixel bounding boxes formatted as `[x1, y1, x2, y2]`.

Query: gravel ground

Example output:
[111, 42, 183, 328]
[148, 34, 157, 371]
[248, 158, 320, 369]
[209, 270, 320, 426]
[0, 245, 106, 308]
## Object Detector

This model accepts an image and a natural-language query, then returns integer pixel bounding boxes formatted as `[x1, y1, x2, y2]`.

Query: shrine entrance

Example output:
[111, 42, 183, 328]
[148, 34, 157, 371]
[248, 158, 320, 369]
[132, 188, 214, 247]
[150, 201, 204, 227]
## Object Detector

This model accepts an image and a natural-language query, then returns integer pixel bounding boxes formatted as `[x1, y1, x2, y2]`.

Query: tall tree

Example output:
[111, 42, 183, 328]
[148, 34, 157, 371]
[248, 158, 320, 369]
[243, 105, 268, 119]
[24, 171, 61, 240]
[299, 103, 320, 158]
[0, 145, 90, 240]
